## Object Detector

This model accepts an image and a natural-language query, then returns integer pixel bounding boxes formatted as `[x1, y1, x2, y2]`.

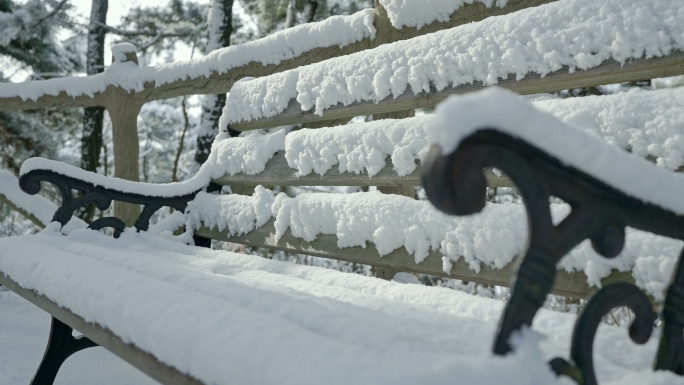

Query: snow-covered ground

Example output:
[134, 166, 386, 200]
[0, 289, 156, 384]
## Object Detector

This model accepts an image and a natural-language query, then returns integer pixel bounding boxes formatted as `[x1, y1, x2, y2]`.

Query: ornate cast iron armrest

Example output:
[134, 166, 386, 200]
[422, 129, 684, 384]
[19, 164, 219, 238]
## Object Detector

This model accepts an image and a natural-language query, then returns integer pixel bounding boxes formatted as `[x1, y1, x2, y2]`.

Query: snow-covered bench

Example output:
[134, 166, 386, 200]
[4, 87, 684, 385]
[2, 0, 684, 384]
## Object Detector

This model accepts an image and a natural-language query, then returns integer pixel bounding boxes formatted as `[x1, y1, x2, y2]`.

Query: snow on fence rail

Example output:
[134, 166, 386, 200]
[224, 0, 684, 131]
[187, 187, 680, 301]
[212, 87, 684, 188]
[0, 0, 552, 112]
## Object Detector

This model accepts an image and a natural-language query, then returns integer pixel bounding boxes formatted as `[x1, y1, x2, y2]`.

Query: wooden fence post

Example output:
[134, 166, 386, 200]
[106, 44, 144, 226]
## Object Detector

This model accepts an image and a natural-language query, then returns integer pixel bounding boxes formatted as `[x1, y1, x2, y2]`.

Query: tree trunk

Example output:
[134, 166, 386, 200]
[195, 0, 235, 166]
[302, 0, 318, 23]
[285, 0, 296, 28]
[80, 0, 108, 223]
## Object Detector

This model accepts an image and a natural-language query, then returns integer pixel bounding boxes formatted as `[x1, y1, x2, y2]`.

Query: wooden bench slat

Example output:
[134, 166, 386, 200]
[230, 52, 684, 132]
[194, 219, 636, 300]
[211, 151, 514, 187]
[0, 273, 203, 385]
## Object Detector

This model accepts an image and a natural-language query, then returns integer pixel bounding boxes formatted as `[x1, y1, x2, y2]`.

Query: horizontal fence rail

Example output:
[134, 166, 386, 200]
[212, 152, 515, 188]
[0, 0, 554, 112]
[230, 52, 684, 131]
[195, 219, 636, 299]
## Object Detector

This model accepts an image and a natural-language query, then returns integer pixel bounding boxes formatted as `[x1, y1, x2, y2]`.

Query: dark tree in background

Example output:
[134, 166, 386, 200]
[80, 0, 108, 222]
[300, 0, 319, 24]
[195, 0, 235, 166]
[0, 0, 82, 174]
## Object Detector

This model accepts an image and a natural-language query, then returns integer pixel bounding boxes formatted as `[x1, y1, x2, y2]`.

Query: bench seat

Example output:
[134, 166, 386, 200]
[0, 226, 678, 385]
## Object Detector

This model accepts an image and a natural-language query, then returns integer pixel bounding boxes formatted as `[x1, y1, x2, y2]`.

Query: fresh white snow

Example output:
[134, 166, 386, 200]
[533, 88, 684, 171]
[282, 87, 684, 178]
[13, 84, 684, 298]
[378, 0, 508, 29]
[20, 86, 684, 203]
[19, 130, 285, 198]
[184, 188, 682, 301]
[222, 0, 684, 123]
[0, 291, 156, 385]
[0, 9, 375, 101]
[0, 228, 681, 385]
[430, 87, 684, 218]
[109, 42, 137, 63]
[284, 115, 432, 177]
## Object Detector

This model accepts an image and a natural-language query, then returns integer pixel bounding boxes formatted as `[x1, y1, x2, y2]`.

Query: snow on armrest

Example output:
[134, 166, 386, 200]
[19, 129, 286, 198]
[0, 170, 87, 232]
[20, 158, 209, 198]
[428, 87, 684, 216]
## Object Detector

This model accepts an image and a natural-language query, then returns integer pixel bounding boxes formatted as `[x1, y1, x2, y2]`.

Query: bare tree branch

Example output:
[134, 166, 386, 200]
[94, 21, 196, 39]
[29, 0, 69, 29]
[172, 97, 190, 183]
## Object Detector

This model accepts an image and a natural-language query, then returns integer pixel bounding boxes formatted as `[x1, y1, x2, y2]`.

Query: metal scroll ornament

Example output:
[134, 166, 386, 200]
[18, 167, 222, 384]
[422, 129, 684, 383]
[18, 168, 218, 238]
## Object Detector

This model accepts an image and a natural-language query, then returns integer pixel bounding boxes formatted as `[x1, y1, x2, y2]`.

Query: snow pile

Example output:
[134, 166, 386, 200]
[284, 115, 432, 177]
[430, 87, 684, 217]
[0, 9, 375, 101]
[0, 292, 157, 384]
[206, 130, 286, 176]
[533, 88, 684, 171]
[223, 0, 684, 122]
[110, 42, 137, 63]
[0, 170, 86, 233]
[185, 186, 275, 238]
[0, 229, 680, 385]
[277, 87, 684, 179]
[379, 0, 508, 29]
[184, 189, 682, 300]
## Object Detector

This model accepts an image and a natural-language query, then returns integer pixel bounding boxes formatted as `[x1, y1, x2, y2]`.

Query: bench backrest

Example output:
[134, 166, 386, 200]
[3, 0, 684, 301]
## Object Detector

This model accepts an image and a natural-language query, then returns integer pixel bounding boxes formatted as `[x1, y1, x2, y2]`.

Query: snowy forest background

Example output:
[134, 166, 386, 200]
[2, 0, 683, 321]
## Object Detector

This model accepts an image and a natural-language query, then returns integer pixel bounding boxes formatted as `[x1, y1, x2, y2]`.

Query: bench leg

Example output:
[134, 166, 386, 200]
[30, 317, 98, 385]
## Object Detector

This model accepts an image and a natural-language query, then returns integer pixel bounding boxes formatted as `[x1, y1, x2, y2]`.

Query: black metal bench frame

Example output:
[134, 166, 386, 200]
[423, 129, 684, 385]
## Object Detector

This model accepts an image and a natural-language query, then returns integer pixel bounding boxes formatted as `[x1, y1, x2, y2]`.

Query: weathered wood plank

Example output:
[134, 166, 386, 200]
[194, 219, 635, 299]
[0, 193, 46, 229]
[212, 151, 514, 187]
[0, 0, 554, 111]
[0, 273, 204, 385]
[230, 52, 684, 131]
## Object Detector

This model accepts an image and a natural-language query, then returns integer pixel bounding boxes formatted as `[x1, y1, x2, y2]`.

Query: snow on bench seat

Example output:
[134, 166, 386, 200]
[222, 0, 684, 124]
[182, 188, 682, 302]
[0, 228, 678, 385]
